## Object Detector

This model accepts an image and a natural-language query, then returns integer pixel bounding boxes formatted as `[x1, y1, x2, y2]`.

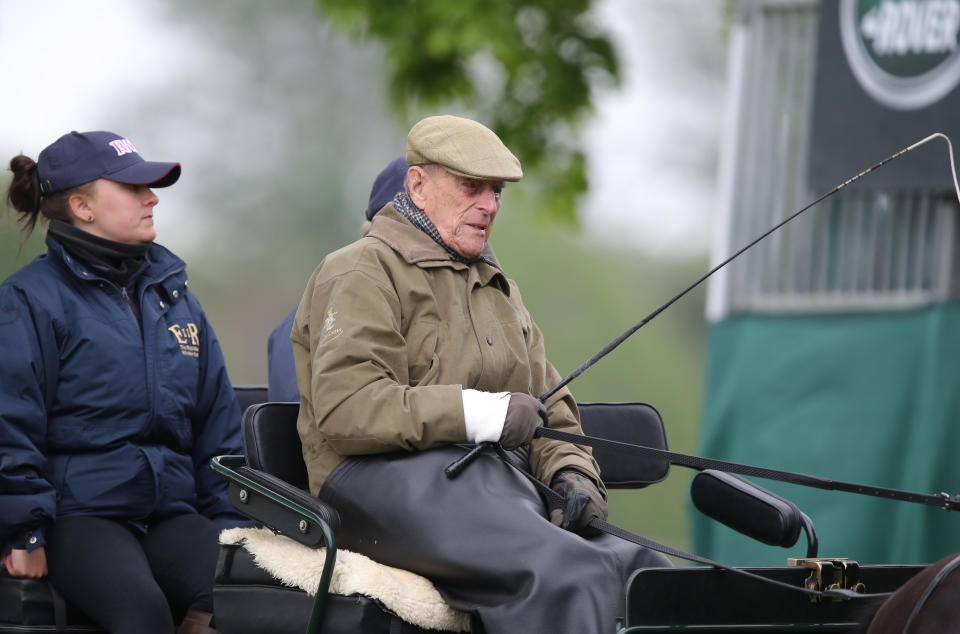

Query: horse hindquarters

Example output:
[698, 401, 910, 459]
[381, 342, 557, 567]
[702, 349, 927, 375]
[866, 553, 960, 634]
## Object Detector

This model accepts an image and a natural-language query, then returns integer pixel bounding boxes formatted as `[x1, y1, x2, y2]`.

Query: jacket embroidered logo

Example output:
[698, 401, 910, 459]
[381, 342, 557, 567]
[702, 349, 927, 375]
[323, 309, 337, 332]
[320, 308, 342, 344]
[168, 322, 200, 357]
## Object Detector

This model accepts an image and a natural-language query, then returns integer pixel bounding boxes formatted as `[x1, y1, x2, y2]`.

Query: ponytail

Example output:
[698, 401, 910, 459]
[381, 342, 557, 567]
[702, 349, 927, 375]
[6, 154, 80, 237]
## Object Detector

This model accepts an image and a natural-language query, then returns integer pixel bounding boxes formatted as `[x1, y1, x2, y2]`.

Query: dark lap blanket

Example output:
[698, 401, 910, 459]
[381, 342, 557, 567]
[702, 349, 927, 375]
[319, 445, 671, 634]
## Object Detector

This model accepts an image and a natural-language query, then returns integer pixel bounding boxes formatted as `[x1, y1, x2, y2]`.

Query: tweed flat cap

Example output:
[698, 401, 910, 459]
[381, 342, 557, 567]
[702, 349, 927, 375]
[406, 115, 522, 182]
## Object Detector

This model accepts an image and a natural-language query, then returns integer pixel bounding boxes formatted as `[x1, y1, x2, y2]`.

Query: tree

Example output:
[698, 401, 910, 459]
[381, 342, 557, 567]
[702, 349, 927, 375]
[315, 0, 620, 225]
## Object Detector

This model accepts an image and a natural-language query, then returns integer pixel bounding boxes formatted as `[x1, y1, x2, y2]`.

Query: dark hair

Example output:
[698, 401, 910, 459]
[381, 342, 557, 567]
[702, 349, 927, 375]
[6, 154, 93, 237]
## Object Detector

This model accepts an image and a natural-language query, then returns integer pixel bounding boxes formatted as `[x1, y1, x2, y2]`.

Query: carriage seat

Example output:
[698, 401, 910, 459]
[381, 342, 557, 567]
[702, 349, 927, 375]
[211, 400, 671, 634]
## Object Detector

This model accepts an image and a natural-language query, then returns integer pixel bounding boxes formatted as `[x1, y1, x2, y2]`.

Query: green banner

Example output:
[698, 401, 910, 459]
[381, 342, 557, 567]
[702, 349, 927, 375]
[694, 303, 960, 566]
[809, 0, 960, 190]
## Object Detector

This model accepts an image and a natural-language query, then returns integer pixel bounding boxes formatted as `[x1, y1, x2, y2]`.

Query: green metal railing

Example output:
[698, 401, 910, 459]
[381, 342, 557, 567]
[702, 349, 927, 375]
[211, 455, 337, 634]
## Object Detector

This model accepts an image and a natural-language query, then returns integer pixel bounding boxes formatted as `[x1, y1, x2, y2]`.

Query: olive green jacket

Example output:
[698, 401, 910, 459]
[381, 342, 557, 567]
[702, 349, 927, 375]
[292, 204, 603, 496]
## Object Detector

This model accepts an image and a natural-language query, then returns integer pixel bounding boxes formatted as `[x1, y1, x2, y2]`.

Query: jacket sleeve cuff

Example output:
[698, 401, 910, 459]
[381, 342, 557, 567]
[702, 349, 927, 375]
[552, 467, 607, 499]
[545, 460, 607, 498]
[5, 527, 46, 553]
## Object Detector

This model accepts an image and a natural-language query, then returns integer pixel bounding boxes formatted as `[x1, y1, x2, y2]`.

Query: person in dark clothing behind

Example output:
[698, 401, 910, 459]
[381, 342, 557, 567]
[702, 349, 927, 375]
[267, 156, 407, 402]
[0, 131, 249, 634]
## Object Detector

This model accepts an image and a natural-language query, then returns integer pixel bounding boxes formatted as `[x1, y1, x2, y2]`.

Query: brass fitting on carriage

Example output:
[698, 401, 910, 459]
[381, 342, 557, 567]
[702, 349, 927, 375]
[787, 558, 867, 602]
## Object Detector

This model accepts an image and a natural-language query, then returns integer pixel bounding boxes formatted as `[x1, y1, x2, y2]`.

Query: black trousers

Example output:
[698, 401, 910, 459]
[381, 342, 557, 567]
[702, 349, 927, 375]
[319, 446, 672, 634]
[45, 514, 220, 634]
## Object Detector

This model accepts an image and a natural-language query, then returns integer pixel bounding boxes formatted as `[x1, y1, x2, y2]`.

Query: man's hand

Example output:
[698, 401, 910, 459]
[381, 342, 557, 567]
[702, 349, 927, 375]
[499, 393, 547, 450]
[2, 547, 48, 578]
[549, 469, 608, 535]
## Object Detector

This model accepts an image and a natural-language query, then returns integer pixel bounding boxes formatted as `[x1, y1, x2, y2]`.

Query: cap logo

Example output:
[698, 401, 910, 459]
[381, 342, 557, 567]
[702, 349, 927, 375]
[108, 138, 138, 156]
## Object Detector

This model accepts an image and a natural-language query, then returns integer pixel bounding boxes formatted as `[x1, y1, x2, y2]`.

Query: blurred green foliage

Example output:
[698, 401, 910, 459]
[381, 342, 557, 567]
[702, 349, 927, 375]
[315, 0, 619, 226]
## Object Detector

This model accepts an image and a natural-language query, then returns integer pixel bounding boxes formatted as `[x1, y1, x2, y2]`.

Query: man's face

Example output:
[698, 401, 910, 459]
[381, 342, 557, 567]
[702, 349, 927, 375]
[413, 167, 504, 259]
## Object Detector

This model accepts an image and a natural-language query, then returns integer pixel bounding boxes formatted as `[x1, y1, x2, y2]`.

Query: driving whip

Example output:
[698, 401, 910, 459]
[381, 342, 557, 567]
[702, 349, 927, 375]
[446, 132, 960, 479]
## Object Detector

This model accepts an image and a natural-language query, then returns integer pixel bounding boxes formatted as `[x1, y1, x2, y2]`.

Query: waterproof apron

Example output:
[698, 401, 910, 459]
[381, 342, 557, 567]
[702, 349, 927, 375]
[319, 445, 671, 634]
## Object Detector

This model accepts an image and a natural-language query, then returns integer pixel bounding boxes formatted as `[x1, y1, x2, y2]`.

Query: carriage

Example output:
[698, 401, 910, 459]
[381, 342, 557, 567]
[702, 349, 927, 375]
[1, 384, 939, 634]
[6, 4, 960, 627]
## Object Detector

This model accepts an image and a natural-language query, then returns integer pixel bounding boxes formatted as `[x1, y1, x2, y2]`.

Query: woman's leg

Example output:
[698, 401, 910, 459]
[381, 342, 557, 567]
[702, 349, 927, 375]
[45, 516, 174, 634]
[139, 513, 221, 624]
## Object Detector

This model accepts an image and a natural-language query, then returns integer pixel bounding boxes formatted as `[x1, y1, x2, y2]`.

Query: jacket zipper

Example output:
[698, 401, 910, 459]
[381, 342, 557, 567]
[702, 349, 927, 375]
[119, 285, 140, 327]
[139, 264, 186, 440]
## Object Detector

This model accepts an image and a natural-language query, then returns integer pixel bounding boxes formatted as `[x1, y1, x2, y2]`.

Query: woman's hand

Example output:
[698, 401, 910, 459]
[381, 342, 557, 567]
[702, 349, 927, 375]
[1, 547, 48, 578]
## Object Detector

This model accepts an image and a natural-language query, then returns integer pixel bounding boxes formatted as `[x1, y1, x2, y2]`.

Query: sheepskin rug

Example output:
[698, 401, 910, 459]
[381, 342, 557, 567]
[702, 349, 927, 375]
[220, 527, 470, 632]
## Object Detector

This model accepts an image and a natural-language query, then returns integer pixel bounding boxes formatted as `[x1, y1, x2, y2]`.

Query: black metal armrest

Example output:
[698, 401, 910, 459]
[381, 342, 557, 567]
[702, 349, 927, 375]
[211, 455, 337, 634]
[211, 455, 339, 547]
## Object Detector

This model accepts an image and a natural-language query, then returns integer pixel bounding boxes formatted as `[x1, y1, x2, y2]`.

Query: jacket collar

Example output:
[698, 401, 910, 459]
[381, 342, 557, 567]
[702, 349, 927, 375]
[45, 232, 185, 287]
[368, 204, 510, 294]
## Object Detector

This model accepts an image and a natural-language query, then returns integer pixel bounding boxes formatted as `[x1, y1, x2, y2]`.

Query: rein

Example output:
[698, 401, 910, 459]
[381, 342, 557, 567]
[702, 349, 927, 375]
[454, 412, 960, 602]
[534, 426, 960, 512]
[489, 443, 889, 603]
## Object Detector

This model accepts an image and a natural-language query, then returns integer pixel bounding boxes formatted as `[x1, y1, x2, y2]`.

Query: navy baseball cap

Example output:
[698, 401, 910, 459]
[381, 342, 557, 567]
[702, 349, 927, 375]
[37, 131, 181, 195]
[366, 156, 408, 220]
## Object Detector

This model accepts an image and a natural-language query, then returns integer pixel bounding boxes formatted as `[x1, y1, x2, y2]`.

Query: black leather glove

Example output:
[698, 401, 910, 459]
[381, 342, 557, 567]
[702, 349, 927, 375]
[549, 469, 608, 536]
[498, 393, 548, 450]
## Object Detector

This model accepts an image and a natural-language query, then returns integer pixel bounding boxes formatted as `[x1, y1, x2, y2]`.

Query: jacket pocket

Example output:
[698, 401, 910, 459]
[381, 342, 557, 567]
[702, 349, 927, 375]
[406, 317, 440, 386]
[417, 352, 442, 386]
[59, 447, 154, 515]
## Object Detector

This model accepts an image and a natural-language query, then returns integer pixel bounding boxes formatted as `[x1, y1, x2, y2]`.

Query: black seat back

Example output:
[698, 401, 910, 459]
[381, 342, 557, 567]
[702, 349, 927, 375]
[233, 385, 268, 418]
[241, 401, 668, 491]
[578, 402, 669, 488]
[242, 402, 308, 490]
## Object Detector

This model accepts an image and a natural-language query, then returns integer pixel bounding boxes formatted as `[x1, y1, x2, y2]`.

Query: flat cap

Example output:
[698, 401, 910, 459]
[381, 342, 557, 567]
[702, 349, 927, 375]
[406, 115, 522, 182]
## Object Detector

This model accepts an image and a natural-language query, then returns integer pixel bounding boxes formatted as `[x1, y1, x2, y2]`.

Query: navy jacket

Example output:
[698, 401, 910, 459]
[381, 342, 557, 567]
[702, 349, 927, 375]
[267, 306, 300, 402]
[0, 234, 244, 551]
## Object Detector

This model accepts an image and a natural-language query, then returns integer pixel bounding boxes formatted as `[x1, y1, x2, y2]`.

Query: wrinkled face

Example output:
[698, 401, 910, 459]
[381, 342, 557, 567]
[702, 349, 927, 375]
[409, 166, 504, 259]
[71, 179, 159, 244]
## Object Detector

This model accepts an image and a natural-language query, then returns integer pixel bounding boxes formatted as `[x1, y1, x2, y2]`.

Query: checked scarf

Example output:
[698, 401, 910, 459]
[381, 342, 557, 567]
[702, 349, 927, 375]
[392, 192, 475, 264]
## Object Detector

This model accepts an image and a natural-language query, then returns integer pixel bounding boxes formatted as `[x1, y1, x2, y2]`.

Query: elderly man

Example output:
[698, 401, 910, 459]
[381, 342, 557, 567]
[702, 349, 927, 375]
[292, 115, 668, 633]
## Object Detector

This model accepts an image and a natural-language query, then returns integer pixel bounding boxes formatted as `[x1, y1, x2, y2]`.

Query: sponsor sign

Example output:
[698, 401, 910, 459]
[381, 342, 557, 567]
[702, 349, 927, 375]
[808, 0, 960, 190]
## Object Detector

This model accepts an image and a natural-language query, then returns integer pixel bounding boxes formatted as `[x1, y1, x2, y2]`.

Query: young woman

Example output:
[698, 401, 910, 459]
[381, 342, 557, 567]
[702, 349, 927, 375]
[0, 131, 246, 634]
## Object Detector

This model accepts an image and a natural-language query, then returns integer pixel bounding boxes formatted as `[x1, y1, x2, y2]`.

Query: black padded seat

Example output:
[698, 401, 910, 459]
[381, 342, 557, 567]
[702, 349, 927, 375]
[212, 400, 669, 634]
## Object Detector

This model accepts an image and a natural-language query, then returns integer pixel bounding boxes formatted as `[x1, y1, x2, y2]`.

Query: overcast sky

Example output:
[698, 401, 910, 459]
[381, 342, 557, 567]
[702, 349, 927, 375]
[0, 0, 728, 256]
